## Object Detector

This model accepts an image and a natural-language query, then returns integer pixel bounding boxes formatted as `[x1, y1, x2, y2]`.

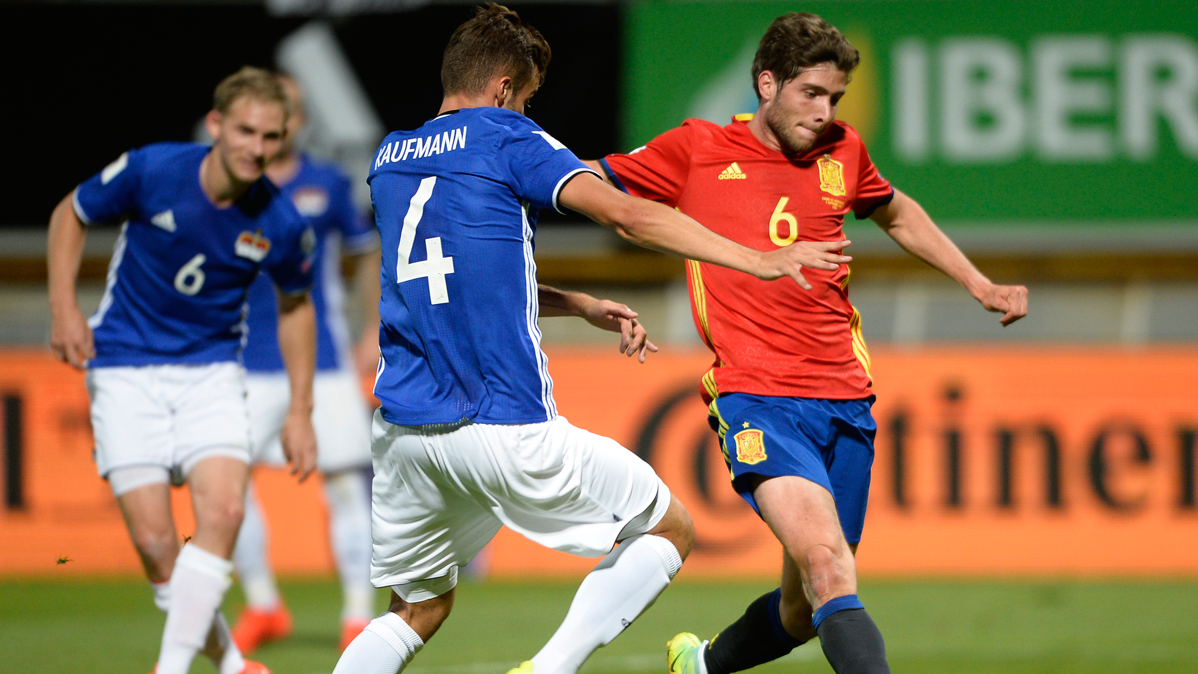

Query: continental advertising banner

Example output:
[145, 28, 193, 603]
[623, 1, 1198, 226]
[2, 348, 1195, 578]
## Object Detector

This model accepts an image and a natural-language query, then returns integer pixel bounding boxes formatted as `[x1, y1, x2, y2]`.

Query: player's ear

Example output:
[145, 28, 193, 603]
[493, 75, 514, 108]
[204, 109, 223, 143]
[757, 70, 777, 104]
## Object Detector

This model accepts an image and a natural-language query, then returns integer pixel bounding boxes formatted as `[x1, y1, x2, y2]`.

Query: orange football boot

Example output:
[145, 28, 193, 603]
[231, 604, 293, 654]
[339, 618, 371, 652]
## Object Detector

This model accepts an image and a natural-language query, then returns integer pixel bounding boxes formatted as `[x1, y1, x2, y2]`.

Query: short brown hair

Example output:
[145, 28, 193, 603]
[212, 66, 290, 119]
[752, 13, 859, 101]
[440, 3, 552, 98]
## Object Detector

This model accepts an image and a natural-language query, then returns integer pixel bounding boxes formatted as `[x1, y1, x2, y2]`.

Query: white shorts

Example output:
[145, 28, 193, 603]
[246, 369, 372, 473]
[87, 363, 252, 482]
[370, 412, 672, 601]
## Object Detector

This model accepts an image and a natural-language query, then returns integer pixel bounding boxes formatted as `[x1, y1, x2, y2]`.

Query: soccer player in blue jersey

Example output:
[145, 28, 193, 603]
[47, 67, 318, 674]
[331, 6, 854, 674]
[232, 74, 381, 654]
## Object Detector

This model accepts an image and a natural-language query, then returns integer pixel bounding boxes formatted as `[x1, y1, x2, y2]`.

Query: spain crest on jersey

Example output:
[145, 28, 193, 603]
[817, 155, 846, 197]
[734, 428, 768, 465]
[235, 230, 271, 262]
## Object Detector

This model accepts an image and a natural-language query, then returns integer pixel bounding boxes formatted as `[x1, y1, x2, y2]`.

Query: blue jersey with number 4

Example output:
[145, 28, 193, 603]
[74, 143, 315, 368]
[368, 108, 595, 426]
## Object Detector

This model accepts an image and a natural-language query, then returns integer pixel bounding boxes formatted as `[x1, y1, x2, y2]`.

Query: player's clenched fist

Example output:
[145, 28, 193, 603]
[50, 305, 95, 369]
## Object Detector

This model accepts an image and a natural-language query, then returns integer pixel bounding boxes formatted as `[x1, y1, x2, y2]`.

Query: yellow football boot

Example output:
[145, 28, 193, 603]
[666, 632, 708, 674]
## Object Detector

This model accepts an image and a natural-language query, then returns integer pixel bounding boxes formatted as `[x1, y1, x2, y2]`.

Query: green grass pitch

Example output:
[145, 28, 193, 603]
[2, 576, 1196, 674]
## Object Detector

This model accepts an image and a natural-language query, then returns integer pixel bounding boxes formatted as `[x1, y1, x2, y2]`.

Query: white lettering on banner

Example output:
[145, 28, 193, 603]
[374, 127, 468, 169]
[1122, 37, 1198, 160]
[890, 34, 1198, 163]
[1034, 36, 1114, 161]
[893, 39, 930, 162]
[941, 38, 1025, 162]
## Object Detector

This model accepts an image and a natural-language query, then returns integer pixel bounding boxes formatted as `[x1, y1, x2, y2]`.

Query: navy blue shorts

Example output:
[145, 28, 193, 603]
[708, 393, 877, 544]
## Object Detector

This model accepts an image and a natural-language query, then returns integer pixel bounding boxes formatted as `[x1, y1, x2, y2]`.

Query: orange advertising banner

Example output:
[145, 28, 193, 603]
[2, 347, 1196, 578]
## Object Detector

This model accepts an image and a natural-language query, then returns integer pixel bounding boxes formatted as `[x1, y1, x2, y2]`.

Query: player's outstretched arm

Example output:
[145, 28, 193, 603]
[558, 172, 850, 290]
[276, 289, 318, 481]
[870, 189, 1028, 326]
[538, 285, 658, 363]
[47, 191, 95, 369]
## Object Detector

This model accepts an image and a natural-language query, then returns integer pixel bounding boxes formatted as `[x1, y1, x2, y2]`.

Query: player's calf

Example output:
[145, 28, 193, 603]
[334, 590, 452, 674]
[695, 589, 811, 674]
[813, 600, 890, 674]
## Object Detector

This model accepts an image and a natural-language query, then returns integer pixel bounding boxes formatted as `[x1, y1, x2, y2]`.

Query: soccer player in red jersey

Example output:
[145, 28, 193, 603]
[588, 12, 1027, 674]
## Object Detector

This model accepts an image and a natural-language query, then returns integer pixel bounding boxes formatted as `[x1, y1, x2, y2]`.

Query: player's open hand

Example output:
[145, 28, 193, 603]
[580, 298, 660, 363]
[50, 304, 95, 369]
[280, 410, 318, 482]
[760, 240, 852, 290]
[979, 283, 1029, 326]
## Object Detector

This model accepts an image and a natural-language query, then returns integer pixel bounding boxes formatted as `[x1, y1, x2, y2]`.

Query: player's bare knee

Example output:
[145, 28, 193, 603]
[131, 528, 179, 569]
[388, 589, 455, 642]
[800, 543, 856, 603]
[648, 495, 694, 560]
[197, 496, 245, 536]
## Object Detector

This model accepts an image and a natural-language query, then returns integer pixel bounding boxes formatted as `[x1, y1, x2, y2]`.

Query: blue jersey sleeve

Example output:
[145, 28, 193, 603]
[331, 173, 378, 254]
[73, 148, 144, 225]
[500, 118, 596, 214]
[262, 207, 317, 296]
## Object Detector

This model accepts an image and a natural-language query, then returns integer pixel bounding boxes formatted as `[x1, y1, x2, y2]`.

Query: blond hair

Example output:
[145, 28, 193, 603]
[212, 66, 291, 119]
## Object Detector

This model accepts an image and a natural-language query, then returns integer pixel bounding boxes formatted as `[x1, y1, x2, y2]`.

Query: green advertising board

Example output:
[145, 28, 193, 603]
[624, 1, 1198, 227]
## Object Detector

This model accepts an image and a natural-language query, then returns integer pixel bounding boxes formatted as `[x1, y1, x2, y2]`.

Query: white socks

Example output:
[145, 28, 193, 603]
[332, 612, 424, 674]
[233, 483, 282, 610]
[150, 581, 244, 674]
[157, 544, 237, 674]
[532, 534, 683, 674]
[324, 469, 375, 621]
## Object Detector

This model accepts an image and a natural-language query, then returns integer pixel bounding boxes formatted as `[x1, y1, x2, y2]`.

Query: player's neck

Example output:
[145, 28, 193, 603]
[265, 151, 301, 187]
[199, 152, 254, 208]
[438, 93, 487, 115]
[745, 112, 784, 154]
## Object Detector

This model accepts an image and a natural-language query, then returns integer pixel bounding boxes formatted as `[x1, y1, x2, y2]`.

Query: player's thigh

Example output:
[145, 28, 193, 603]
[115, 480, 178, 546]
[169, 363, 253, 471]
[826, 398, 877, 546]
[86, 367, 173, 478]
[369, 412, 501, 593]
[311, 369, 372, 473]
[244, 372, 290, 465]
[709, 393, 835, 515]
[752, 474, 848, 558]
[475, 416, 671, 557]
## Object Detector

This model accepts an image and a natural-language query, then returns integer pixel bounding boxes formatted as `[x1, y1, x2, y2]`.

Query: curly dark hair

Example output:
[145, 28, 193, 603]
[751, 12, 859, 101]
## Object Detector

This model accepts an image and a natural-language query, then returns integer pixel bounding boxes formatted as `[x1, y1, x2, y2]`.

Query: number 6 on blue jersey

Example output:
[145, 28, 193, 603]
[396, 176, 455, 305]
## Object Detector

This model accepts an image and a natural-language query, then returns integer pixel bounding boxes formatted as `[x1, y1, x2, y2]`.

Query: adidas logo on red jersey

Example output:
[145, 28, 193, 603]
[717, 162, 747, 180]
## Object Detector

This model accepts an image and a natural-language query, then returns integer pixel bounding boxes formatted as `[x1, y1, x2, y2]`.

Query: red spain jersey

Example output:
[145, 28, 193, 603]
[602, 115, 893, 401]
